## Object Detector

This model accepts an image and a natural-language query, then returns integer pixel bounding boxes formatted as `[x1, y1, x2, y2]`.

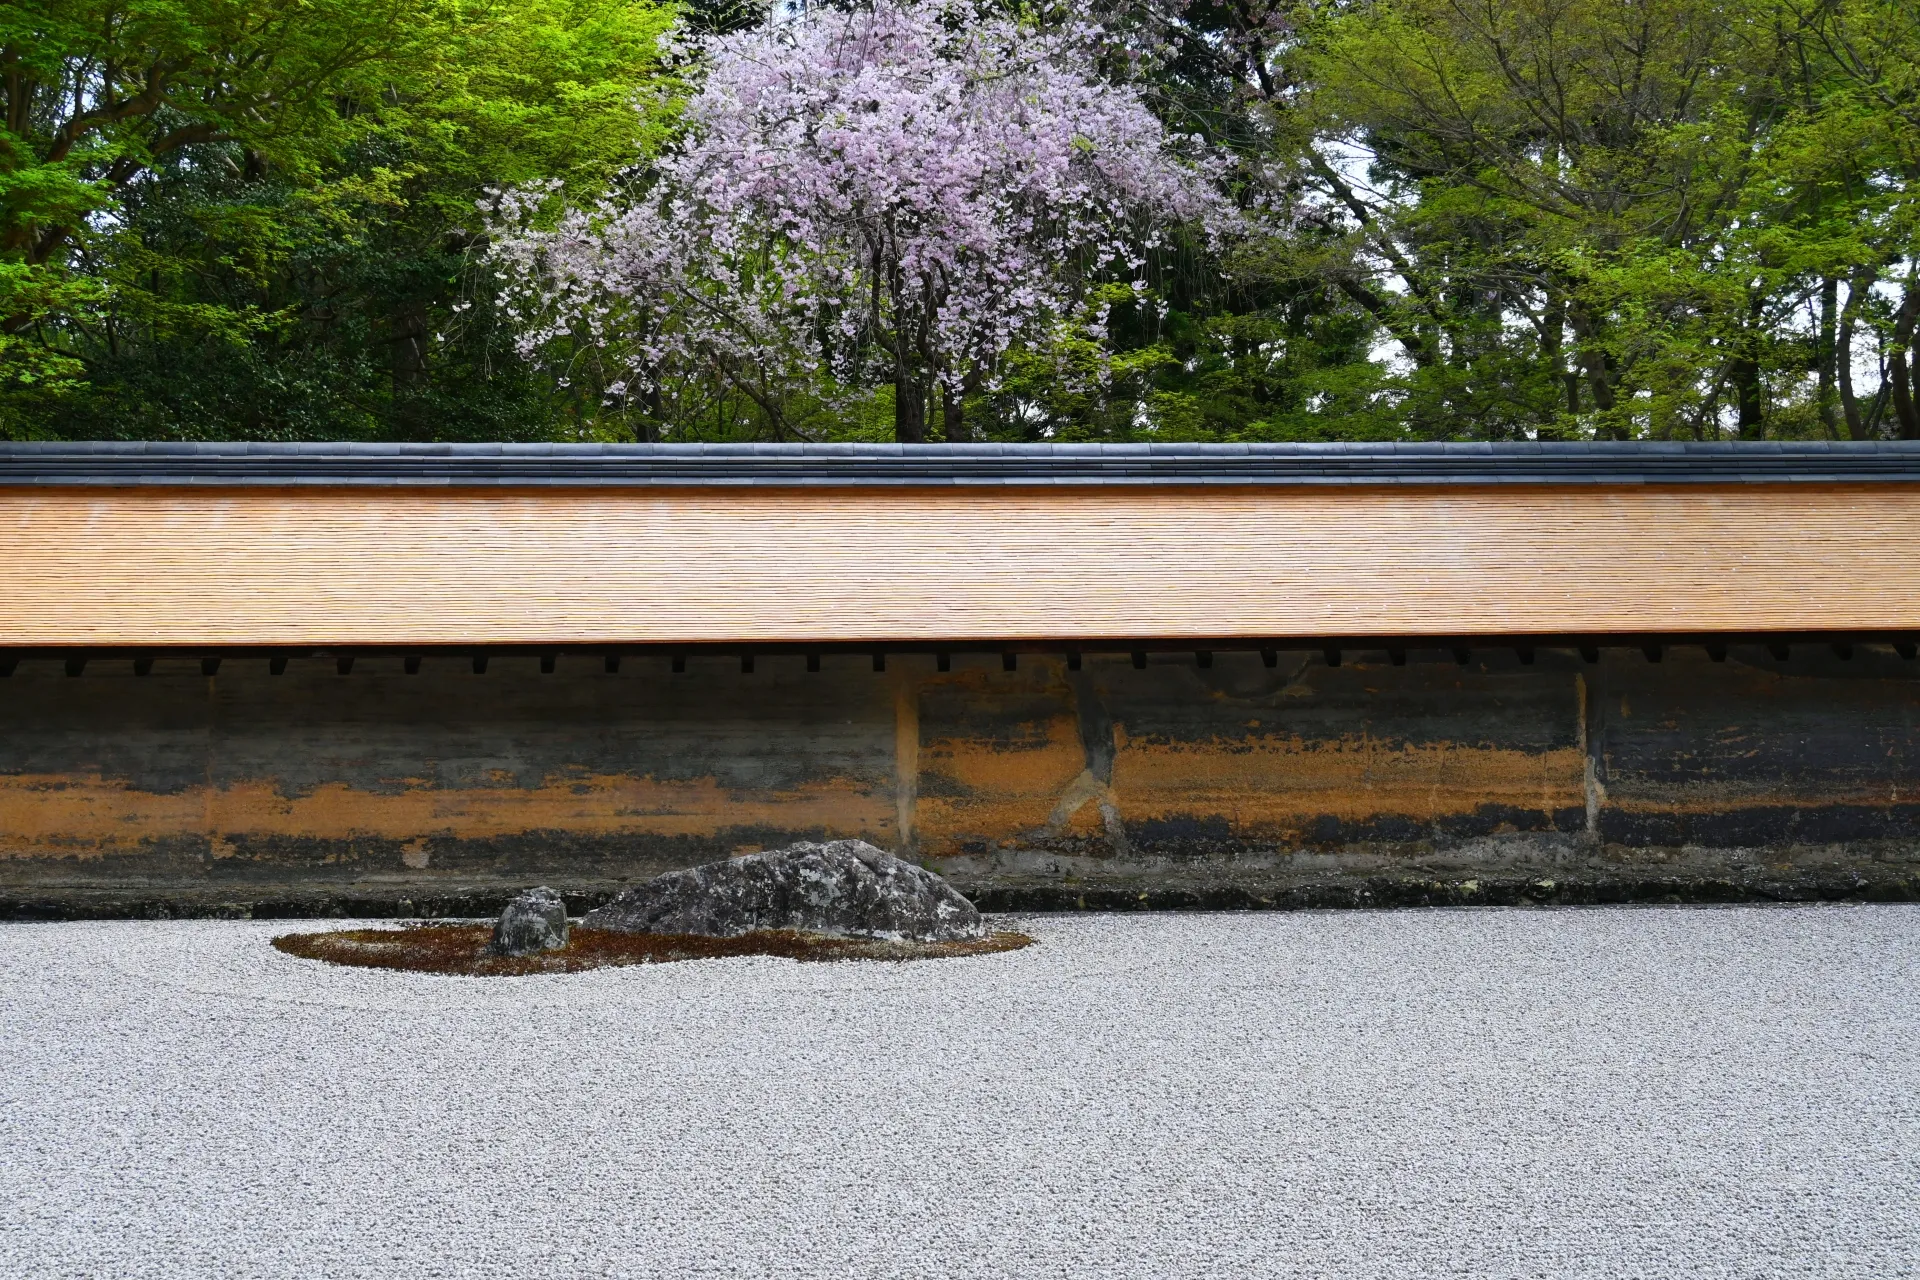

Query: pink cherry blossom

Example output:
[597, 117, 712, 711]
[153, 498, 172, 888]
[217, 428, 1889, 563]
[490, 0, 1235, 439]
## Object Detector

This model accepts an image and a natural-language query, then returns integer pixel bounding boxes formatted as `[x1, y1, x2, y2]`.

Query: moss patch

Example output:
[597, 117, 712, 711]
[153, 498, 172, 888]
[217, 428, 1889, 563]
[272, 924, 1032, 976]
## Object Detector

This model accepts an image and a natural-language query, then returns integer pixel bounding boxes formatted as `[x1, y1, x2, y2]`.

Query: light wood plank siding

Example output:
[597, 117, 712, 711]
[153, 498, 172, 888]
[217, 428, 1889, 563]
[1, 483, 1913, 645]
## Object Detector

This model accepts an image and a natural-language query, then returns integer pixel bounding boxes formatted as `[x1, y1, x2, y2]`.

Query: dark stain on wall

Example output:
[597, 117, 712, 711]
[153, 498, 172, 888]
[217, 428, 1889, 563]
[4, 646, 1920, 916]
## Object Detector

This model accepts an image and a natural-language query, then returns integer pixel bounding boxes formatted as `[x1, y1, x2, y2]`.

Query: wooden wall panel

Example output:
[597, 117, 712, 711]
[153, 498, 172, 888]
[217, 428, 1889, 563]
[1, 482, 1916, 644]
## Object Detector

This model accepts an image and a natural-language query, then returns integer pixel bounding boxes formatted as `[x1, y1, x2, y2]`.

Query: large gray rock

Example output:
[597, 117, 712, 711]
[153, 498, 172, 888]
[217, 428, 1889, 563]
[583, 840, 984, 942]
[488, 886, 570, 956]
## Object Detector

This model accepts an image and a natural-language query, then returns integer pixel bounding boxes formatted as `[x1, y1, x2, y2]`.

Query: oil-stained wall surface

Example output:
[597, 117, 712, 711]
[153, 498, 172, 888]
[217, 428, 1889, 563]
[3, 647, 1918, 916]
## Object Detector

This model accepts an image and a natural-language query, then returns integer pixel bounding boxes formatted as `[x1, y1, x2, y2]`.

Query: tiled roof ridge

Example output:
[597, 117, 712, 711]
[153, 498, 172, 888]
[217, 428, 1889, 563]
[5, 439, 1919, 485]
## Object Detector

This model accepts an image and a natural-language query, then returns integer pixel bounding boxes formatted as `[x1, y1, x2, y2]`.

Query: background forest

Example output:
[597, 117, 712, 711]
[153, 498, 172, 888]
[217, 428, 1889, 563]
[4, 0, 1918, 443]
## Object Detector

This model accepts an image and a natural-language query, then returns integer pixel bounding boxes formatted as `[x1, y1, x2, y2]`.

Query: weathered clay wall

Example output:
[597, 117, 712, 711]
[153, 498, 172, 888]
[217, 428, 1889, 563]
[4, 647, 1919, 916]
[12, 483, 1920, 644]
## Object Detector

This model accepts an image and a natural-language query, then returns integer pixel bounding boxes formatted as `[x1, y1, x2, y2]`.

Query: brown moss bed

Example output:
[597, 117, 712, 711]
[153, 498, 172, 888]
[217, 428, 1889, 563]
[272, 923, 1033, 976]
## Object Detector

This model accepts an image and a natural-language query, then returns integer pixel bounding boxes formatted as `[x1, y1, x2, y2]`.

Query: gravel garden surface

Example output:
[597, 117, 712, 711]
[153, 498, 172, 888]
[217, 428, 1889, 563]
[2, 906, 1916, 1278]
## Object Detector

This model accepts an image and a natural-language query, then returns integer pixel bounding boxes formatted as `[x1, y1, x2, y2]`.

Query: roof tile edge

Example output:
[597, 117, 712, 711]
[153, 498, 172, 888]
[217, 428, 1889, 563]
[4, 440, 1920, 486]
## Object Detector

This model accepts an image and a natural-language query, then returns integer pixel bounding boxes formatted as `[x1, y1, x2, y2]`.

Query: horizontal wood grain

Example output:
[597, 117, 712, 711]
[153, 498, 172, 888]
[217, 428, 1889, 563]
[0, 483, 1911, 644]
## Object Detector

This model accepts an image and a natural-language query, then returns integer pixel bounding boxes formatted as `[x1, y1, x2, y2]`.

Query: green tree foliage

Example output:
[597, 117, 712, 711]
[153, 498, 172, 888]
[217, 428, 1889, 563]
[1, 0, 675, 438]
[1279, 0, 1920, 439]
[1015, 0, 1920, 443]
[8, 0, 1919, 441]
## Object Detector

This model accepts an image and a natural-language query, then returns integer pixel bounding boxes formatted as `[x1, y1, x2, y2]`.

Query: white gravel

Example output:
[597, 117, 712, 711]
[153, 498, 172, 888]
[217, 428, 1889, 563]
[2, 907, 1917, 1279]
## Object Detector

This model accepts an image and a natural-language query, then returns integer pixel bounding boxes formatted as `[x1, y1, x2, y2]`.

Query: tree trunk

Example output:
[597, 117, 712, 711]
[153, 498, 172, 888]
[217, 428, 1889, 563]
[1731, 293, 1766, 439]
[894, 368, 926, 442]
[1567, 303, 1614, 427]
[1542, 293, 1579, 417]
[641, 382, 663, 443]
[1839, 269, 1874, 439]
[1893, 277, 1920, 441]
[1895, 351, 1917, 439]
[1816, 275, 1839, 438]
[391, 301, 429, 396]
[1731, 352, 1764, 438]
[942, 380, 964, 442]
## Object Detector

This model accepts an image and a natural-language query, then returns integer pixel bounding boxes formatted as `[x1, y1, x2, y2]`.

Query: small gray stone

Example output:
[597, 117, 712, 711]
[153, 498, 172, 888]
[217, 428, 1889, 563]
[583, 840, 984, 942]
[488, 887, 569, 956]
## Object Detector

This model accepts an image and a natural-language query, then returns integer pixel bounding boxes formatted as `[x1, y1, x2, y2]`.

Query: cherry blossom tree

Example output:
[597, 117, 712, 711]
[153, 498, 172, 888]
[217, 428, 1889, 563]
[490, 0, 1234, 440]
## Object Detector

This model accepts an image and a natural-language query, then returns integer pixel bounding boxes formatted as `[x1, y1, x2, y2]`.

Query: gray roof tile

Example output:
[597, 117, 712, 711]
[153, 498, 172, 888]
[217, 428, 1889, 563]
[4, 440, 1920, 486]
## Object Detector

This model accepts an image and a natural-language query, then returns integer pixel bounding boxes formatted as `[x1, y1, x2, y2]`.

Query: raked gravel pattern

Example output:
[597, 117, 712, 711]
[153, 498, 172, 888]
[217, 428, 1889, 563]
[2, 906, 1917, 1278]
